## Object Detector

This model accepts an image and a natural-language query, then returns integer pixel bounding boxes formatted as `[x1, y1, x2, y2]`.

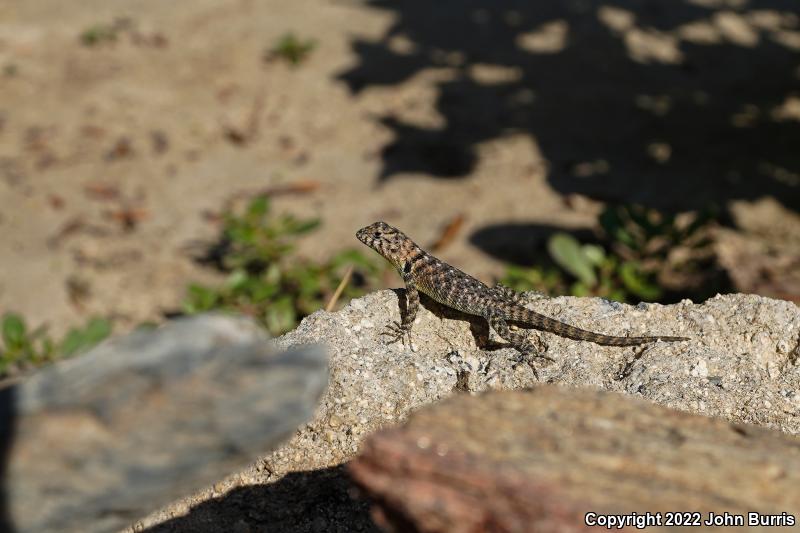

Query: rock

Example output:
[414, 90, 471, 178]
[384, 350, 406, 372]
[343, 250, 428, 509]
[350, 386, 800, 532]
[133, 291, 800, 531]
[1, 314, 328, 533]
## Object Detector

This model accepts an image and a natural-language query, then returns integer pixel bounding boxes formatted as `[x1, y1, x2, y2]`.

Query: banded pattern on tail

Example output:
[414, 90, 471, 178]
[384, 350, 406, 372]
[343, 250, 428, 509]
[503, 305, 689, 346]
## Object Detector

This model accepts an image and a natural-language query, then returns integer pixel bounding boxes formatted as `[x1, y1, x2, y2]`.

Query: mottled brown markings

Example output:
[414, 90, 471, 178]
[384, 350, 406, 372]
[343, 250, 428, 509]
[356, 221, 688, 375]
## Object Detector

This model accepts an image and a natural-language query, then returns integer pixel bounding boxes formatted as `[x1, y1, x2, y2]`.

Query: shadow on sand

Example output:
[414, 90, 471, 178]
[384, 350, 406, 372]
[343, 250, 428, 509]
[338, 0, 800, 212]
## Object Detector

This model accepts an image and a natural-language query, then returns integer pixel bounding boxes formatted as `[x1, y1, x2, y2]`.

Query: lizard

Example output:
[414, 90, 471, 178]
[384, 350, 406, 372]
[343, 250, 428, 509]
[356, 221, 689, 376]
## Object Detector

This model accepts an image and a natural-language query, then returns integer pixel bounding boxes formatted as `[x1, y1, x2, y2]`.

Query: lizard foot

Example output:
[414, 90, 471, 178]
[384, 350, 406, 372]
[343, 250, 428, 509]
[510, 345, 555, 380]
[379, 321, 414, 350]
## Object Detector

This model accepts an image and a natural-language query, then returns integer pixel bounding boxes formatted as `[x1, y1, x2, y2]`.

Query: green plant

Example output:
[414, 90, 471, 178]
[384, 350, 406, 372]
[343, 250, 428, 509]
[500, 204, 720, 303]
[266, 33, 316, 66]
[600, 204, 720, 296]
[499, 237, 630, 302]
[80, 24, 119, 46]
[547, 233, 603, 287]
[60, 317, 113, 356]
[1, 313, 112, 378]
[183, 196, 386, 335]
[501, 264, 569, 297]
[219, 196, 321, 270]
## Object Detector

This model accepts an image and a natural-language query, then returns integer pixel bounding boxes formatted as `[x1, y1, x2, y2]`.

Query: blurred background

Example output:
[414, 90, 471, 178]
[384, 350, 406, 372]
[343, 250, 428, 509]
[1, 0, 799, 376]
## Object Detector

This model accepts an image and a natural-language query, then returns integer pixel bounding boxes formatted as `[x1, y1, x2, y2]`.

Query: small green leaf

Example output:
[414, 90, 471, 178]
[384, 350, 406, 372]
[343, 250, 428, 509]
[581, 244, 606, 266]
[295, 268, 321, 295]
[184, 284, 220, 313]
[60, 329, 85, 356]
[82, 318, 112, 345]
[264, 263, 282, 286]
[40, 337, 55, 359]
[80, 24, 118, 46]
[288, 218, 321, 235]
[2, 314, 26, 349]
[607, 289, 627, 302]
[547, 233, 597, 286]
[619, 262, 662, 301]
[250, 277, 272, 298]
[265, 297, 297, 335]
[225, 269, 249, 290]
[247, 196, 270, 218]
[570, 281, 591, 297]
[59, 317, 111, 357]
[268, 33, 317, 66]
[615, 227, 637, 248]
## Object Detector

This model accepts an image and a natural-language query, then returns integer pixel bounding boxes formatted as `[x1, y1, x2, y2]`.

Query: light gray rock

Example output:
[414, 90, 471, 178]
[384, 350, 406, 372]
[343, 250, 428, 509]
[135, 290, 800, 532]
[1, 314, 327, 533]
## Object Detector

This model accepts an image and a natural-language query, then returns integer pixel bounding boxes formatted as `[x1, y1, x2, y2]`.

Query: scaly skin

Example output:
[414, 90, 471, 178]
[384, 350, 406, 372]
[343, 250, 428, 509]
[356, 221, 688, 374]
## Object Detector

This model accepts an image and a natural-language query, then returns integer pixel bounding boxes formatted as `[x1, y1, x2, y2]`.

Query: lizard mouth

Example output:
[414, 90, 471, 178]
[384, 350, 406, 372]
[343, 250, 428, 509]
[355, 227, 370, 245]
[357, 221, 393, 251]
[356, 224, 382, 248]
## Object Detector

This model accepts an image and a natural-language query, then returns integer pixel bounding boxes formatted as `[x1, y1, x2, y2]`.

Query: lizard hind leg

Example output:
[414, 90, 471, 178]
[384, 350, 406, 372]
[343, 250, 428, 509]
[487, 314, 553, 378]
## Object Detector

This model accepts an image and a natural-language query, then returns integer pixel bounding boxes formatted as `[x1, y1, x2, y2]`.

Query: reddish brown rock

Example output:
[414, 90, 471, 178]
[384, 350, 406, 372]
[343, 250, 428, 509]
[350, 386, 800, 532]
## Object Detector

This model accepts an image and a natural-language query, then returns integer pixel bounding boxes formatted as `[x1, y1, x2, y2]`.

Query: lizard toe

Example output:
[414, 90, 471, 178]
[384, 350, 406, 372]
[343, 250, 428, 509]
[379, 321, 413, 348]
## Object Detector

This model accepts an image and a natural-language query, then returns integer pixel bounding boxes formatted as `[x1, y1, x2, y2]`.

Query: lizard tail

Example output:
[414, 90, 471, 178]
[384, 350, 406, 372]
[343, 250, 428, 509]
[507, 306, 689, 346]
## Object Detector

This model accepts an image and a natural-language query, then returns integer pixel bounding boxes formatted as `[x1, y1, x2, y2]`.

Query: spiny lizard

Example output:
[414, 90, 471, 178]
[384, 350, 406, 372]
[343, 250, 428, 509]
[357, 221, 688, 375]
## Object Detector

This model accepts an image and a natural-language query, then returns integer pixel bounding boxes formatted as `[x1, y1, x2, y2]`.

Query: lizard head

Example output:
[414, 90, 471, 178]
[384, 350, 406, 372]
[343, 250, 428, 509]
[356, 221, 415, 269]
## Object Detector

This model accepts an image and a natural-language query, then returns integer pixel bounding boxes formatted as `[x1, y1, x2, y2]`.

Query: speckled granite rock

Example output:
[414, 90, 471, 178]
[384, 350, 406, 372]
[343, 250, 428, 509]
[134, 290, 799, 532]
[350, 386, 800, 532]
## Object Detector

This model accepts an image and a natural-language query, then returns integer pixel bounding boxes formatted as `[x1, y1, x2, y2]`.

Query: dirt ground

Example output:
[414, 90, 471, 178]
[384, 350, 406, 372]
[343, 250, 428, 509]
[1, 1, 798, 332]
[0, 0, 564, 337]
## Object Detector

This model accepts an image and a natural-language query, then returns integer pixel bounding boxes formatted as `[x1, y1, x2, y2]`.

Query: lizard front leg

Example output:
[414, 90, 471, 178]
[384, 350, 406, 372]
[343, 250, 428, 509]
[487, 313, 552, 378]
[380, 283, 419, 349]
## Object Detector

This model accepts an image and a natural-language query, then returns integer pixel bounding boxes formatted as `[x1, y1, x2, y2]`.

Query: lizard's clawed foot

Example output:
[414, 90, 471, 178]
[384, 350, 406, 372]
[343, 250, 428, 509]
[511, 346, 555, 380]
[379, 321, 415, 350]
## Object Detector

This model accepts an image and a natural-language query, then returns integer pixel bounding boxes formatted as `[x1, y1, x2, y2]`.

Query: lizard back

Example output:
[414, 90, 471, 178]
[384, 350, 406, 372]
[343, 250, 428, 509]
[410, 251, 499, 315]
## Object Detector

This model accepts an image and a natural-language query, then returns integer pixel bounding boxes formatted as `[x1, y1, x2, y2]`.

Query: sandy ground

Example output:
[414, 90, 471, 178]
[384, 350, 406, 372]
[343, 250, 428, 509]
[1, 0, 798, 337]
[0, 0, 567, 337]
